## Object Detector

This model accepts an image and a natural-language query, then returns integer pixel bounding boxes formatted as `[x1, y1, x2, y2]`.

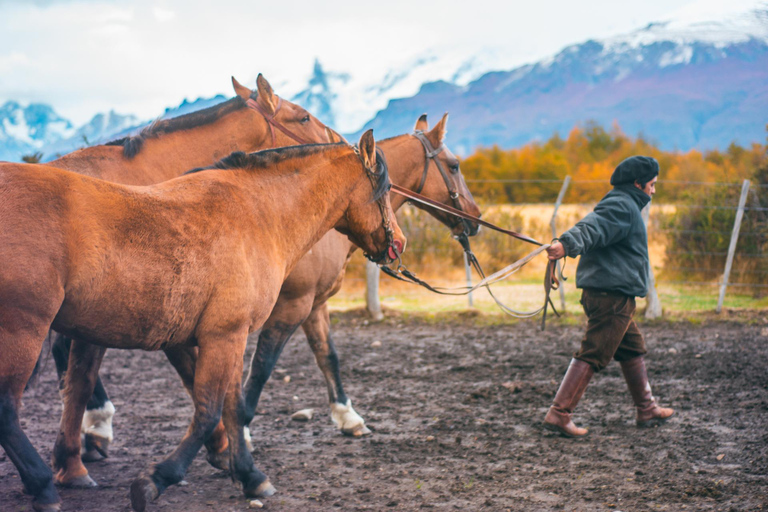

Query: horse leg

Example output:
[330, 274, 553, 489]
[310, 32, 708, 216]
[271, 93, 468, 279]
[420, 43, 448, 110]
[0, 323, 61, 511]
[51, 339, 105, 488]
[163, 346, 230, 471]
[242, 296, 311, 443]
[130, 335, 245, 512]
[303, 303, 370, 436]
[222, 351, 276, 499]
[51, 331, 115, 462]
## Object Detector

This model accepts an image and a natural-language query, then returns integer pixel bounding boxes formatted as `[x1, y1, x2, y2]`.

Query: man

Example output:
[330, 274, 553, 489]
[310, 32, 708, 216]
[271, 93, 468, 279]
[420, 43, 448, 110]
[544, 155, 674, 438]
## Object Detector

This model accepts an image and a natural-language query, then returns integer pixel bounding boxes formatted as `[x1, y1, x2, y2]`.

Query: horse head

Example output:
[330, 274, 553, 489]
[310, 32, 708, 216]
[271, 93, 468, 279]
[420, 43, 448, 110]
[409, 113, 481, 237]
[232, 74, 332, 147]
[336, 130, 406, 264]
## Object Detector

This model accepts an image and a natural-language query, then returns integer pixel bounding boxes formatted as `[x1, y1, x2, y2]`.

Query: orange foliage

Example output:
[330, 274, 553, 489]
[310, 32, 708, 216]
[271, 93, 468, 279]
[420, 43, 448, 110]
[460, 121, 767, 204]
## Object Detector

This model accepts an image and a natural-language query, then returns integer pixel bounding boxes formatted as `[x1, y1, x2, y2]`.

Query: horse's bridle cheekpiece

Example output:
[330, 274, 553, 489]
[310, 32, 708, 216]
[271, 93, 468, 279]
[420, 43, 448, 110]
[246, 96, 311, 148]
[351, 144, 401, 265]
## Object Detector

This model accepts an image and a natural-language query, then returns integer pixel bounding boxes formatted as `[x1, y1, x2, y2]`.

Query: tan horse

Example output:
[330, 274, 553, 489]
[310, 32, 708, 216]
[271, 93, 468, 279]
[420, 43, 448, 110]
[0, 132, 405, 512]
[239, 114, 482, 441]
[44, 74, 334, 462]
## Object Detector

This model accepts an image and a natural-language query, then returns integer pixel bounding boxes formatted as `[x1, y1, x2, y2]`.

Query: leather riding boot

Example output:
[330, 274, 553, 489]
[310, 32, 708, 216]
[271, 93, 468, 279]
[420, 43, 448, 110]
[544, 359, 594, 438]
[620, 356, 674, 427]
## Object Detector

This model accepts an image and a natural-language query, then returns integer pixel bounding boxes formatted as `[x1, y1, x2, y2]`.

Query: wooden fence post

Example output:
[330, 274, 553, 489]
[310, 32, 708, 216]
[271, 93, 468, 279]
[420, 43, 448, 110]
[642, 204, 662, 319]
[366, 259, 384, 320]
[550, 176, 571, 313]
[716, 179, 751, 313]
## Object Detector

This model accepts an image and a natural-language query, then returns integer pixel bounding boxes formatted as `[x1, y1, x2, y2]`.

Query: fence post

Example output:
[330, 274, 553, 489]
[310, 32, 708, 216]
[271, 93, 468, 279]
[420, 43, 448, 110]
[463, 252, 474, 308]
[642, 204, 662, 319]
[366, 259, 384, 320]
[550, 176, 571, 313]
[716, 179, 751, 313]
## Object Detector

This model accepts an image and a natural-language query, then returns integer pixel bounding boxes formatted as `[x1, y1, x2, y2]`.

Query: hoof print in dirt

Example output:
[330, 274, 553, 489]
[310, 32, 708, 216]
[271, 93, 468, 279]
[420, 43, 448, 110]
[130, 475, 159, 512]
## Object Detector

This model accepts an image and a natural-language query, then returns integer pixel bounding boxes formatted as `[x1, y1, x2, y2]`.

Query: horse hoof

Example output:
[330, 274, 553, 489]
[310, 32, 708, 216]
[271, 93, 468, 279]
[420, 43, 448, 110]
[82, 434, 109, 461]
[205, 448, 231, 472]
[57, 474, 98, 488]
[33, 500, 61, 512]
[130, 476, 159, 512]
[245, 480, 276, 498]
[343, 425, 372, 437]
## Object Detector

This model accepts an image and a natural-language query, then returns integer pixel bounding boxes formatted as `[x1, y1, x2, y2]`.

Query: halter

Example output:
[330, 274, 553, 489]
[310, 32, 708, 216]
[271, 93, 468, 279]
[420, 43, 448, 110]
[245, 96, 312, 148]
[411, 131, 473, 235]
[351, 145, 401, 265]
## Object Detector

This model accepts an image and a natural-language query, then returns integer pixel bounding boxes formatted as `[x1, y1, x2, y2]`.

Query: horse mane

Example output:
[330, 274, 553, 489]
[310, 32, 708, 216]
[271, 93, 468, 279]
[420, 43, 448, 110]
[105, 91, 258, 158]
[185, 143, 391, 202]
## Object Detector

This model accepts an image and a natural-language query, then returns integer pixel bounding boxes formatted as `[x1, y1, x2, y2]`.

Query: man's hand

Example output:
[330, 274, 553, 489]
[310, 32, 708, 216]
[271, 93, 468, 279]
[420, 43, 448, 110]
[547, 241, 566, 261]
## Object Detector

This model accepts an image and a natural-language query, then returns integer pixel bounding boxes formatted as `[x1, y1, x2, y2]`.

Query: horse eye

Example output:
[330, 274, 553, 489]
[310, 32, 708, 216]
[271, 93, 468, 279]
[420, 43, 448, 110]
[451, 164, 460, 173]
[300, 115, 310, 124]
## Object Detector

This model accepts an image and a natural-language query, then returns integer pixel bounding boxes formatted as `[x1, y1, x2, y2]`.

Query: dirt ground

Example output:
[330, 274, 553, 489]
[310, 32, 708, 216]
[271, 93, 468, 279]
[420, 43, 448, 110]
[2, 313, 767, 512]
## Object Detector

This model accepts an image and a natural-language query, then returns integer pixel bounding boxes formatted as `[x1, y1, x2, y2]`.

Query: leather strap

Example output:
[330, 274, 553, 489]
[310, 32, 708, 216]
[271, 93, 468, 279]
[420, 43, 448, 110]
[245, 97, 311, 147]
[390, 184, 543, 246]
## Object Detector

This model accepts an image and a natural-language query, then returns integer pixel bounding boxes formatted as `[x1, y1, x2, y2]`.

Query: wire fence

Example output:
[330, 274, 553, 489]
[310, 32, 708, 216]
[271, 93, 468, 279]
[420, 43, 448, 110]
[360, 177, 767, 315]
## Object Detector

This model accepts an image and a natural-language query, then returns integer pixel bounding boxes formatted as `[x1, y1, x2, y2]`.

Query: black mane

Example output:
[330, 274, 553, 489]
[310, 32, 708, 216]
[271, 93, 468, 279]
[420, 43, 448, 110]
[106, 91, 258, 158]
[185, 143, 391, 202]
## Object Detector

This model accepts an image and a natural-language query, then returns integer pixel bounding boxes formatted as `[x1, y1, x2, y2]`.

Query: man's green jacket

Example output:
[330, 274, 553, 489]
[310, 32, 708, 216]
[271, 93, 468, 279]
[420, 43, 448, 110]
[559, 185, 651, 298]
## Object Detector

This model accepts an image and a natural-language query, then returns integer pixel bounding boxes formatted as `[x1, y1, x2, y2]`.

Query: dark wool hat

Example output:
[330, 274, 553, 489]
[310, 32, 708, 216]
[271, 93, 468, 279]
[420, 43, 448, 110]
[610, 156, 660, 186]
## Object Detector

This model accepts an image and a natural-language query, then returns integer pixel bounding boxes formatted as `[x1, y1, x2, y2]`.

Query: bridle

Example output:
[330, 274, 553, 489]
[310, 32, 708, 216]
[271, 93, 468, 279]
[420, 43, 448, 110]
[245, 96, 313, 147]
[385, 136, 562, 329]
[411, 130, 473, 235]
[351, 146, 402, 265]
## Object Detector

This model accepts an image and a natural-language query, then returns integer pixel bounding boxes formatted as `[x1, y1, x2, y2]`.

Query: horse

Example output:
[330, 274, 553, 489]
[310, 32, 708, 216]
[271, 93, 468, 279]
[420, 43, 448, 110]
[0, 131, 406, 512]
[42, 73, 334, 462]
[239, 113, 481, 441]
[156, 113, 481, 451]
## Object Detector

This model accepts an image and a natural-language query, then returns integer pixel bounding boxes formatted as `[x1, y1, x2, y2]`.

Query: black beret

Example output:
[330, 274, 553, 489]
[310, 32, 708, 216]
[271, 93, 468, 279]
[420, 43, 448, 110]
[610, 156, 660, 186]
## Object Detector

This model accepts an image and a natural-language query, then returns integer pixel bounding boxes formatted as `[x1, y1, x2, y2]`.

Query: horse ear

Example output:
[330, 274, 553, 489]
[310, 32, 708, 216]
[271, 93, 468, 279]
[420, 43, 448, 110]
[426, 112, 449, 147]
[326, 126, 349, 144]
[358, 129, 376, 169]
[256, 73, 278, 114]
[414, 114, 429, 132]
[231, 76, 252, 100]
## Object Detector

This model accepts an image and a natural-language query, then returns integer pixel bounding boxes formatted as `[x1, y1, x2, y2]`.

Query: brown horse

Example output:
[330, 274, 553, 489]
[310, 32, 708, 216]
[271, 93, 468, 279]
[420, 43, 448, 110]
[238, 114, 481, 441]
[0, 132, 405, 512]
[44, 73, 334, 462]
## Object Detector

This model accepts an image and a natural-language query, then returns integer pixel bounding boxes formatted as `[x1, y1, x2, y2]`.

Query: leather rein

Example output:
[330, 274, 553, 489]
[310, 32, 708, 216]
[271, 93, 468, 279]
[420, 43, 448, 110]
[383, 133, 561, 329]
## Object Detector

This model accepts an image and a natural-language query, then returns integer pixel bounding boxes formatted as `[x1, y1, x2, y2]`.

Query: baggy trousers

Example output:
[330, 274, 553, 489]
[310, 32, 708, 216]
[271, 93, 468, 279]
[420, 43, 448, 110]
[575, 288, 647, 372]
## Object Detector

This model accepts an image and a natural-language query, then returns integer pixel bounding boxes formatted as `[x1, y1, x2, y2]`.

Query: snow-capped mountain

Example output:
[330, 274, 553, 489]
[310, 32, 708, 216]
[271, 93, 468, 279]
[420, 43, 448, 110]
[1, 4, 767, 161]
[351, 6, 768, 153]
[284, 48, 521, 134]
[0, 101, 75, 161]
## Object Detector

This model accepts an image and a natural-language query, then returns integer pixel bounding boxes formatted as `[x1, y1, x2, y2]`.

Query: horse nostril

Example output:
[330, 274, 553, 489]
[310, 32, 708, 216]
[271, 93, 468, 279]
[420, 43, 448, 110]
[387, 239, 404, 260]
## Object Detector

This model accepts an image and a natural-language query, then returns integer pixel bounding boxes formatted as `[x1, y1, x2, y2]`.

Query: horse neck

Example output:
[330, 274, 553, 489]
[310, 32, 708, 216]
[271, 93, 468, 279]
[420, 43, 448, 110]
[239, 150, 363, 272]
[129, 108, 271, 182]
[377, 135, 427, 212]
[52, 107, 271, 185]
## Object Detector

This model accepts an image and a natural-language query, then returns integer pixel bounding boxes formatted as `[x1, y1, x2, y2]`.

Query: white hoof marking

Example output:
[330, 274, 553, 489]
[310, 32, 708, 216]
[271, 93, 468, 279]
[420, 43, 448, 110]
[81, 400, 115, 442]
[243, 425, 254, 452]
[330, 400, 367, 434]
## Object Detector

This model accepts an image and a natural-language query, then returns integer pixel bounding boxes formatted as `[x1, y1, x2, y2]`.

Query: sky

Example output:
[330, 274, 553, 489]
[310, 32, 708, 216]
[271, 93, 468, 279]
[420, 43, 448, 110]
[0, 0, 763, 125]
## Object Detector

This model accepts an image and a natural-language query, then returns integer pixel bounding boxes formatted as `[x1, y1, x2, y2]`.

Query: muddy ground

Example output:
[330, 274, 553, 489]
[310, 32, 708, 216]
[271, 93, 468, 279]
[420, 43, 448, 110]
[2, 313, 767, 511]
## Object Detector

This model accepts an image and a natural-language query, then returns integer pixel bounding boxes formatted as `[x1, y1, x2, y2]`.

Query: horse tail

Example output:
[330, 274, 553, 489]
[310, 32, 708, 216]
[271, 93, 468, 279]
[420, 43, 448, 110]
[24, 330, 53, 392]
